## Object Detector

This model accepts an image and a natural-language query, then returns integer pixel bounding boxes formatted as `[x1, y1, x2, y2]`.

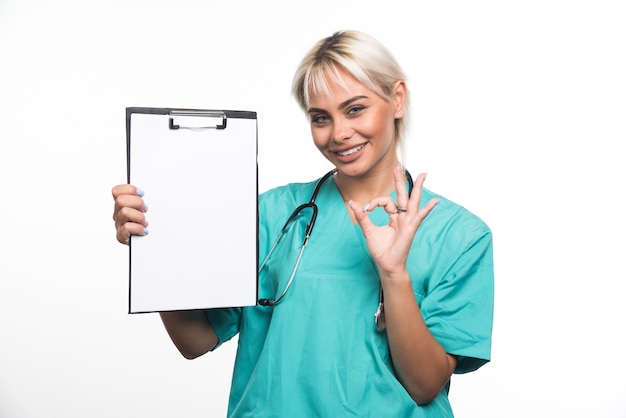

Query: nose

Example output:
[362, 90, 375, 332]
[331, 117, 353, 143]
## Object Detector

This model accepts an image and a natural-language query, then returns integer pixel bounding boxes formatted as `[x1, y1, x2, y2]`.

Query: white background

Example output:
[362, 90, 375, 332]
[1, 1, 624, 417]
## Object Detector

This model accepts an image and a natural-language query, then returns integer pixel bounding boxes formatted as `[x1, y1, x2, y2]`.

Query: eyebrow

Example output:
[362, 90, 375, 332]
[307, 95, 369, 114]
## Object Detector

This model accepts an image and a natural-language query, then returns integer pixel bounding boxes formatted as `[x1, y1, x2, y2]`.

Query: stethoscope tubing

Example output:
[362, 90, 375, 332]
[258, 167, 413, 324]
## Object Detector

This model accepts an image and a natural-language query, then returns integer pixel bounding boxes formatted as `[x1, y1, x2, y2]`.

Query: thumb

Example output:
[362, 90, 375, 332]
[348, 200, 376, 235]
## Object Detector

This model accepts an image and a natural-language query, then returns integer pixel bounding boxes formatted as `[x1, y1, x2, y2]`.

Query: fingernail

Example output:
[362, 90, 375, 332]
[136, 188, 145, 197]
[142, 205, 148, 212]
[363, 202, 371, 212]
[143, 228, 149, 235]
[348, 200, 353, 208]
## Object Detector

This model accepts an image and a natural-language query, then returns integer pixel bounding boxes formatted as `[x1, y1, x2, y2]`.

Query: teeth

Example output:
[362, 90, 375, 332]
[338, 145, 363, 156]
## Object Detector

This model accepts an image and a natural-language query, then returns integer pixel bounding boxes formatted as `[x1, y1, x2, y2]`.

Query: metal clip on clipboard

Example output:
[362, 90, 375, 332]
[169, 109, 227, 130]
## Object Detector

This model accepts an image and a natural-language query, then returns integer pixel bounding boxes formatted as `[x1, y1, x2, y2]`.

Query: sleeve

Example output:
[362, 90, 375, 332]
[205, 307, 242, 351]
[201, 185, 286, 351]
[419, 221, 495, 374]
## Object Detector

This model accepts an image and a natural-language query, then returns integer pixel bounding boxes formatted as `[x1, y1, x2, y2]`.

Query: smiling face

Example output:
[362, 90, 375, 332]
[307, 66, 406, 180]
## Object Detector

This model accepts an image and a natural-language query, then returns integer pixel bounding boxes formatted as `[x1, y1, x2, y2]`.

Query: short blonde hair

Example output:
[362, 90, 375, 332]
[291, 30, 410, 151]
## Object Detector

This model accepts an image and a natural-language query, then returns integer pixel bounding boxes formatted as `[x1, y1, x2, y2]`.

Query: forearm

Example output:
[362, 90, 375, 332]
[382, 272, 456, 404]
[159, 310, 218, 359]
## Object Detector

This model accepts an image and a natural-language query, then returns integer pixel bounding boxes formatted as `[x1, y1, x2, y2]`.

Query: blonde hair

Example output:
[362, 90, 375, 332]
[291, 30, 410, 155]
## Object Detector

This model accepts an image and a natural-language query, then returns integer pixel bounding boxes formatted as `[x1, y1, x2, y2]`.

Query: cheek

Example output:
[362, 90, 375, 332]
[363, 112, 392, 138]
[380, 109, 398, 138]
[310, 127, 329, 150]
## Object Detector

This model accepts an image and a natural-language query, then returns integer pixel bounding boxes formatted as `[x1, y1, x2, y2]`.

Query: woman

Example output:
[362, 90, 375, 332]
[112, 30, 494, 417]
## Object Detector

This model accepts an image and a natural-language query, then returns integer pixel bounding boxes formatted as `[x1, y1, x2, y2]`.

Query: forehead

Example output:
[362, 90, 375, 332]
[307, 67, 376, 108]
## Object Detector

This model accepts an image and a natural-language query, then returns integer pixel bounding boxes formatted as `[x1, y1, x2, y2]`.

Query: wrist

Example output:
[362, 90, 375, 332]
[379, 267, 411, 286]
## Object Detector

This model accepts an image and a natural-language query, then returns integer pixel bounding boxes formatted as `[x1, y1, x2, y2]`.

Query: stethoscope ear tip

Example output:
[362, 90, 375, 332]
[258, 298, 274, 307]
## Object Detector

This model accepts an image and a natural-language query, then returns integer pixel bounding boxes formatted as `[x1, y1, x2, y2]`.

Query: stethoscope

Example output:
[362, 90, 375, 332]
[258, 167, 414, 332]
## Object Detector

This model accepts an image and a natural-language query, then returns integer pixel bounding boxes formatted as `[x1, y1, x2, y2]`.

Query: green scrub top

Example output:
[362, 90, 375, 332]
[206, 173, 494, 417]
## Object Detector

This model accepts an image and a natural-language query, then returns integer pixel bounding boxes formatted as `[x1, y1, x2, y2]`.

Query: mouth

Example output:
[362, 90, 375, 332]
[335, 144, 365, 156]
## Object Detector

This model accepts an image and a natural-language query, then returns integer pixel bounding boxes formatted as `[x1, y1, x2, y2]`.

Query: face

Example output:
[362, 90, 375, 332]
[307, 67, 406, 179]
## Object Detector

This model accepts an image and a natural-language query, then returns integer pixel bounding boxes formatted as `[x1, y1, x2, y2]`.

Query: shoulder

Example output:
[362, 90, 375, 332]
[258, 178, 321, 221]
[420, 187, 492, 250]
[260, 180, 317, 200]
[260, 179, 318, 205]
[415, 190, 494, 371]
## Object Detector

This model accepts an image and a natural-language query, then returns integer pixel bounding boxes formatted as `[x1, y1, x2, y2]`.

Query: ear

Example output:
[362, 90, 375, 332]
[393, 80, 407, 118]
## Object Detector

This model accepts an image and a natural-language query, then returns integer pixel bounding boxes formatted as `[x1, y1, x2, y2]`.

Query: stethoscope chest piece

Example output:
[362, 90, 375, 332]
[374, 302, 386, 332]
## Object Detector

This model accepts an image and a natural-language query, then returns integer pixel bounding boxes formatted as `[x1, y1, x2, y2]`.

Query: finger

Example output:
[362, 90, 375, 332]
[113, 194, 147, 216]
[406, 173, 440, 230]
[114, 206, 148, 229]
[394, 164, 410, 208]
[417, 197, 440, 220]
[112, 184, 147, 220]
[407, 172, 428, 213]
[112, 185, 149, 245]
[348, 200, 377, 230]
[112, 184, 144, 200]
[363, 196, 400, 216]
[116, 221, 148, 245]
[114, 205, 149, 246]
[410, 172, 440, 227]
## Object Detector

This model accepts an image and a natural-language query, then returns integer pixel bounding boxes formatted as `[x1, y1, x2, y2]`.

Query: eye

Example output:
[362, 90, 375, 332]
[347, 105, 365, 116]
[311, 114, 329, 125]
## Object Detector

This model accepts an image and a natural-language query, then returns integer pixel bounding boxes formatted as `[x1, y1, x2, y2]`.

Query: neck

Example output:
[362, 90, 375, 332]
[333, 161, 404, 204]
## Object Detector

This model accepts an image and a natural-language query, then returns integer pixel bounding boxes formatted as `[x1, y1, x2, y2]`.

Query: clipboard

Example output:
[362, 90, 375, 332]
[126, 107, 258, 313]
